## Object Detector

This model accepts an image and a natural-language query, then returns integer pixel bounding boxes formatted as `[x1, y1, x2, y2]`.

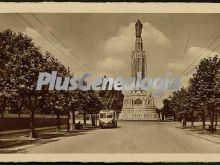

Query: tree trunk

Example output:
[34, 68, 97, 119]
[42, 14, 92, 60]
[215, 111, 218, 127]
[18, 105, 22, 119]
[210, 109, 215, 134]
[182, 118, 184, 127]
[52, 111, 54, 125]
[202, 109, 206, 130]
[67, 109, 70, 132]
[95, 114, 98, 126]
[29, 98, 36, 138]
[191, 111, 194, 128]
[158, 112, 160, 120]
[94, 114, 96, 126]
[162, 113, 165, 121]
[83, 109, 86, 127]
[70, 109, 75, 131]
[29, 109, 36, 138]
[91, 112, 95, 126]
[1, 98, 6, 118]
[56, 110, 61, 132]
[90, 113, 93, 126]
[182, 112, 186, 128]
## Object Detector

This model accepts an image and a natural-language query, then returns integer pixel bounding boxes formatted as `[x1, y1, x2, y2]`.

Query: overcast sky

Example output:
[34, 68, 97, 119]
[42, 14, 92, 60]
[1, 13, 219, 107]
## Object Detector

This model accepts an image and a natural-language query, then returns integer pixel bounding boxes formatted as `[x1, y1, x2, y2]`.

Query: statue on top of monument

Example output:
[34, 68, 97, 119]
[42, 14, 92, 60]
[135, 19, 143, 38]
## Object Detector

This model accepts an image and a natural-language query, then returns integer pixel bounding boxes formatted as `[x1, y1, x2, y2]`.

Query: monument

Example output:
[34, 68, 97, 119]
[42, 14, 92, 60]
[119, 19, 159, 121]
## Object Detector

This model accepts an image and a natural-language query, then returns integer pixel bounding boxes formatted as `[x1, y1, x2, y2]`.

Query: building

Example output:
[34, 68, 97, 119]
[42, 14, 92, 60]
[119, 19, 159, 121]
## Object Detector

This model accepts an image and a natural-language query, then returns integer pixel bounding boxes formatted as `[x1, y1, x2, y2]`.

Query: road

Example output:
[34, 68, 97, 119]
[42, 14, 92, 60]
[24, 121, 220, 153]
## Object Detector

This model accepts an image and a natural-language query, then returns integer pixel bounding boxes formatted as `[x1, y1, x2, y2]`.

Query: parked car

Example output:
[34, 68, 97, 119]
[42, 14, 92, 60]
[164, 116, 174, 122]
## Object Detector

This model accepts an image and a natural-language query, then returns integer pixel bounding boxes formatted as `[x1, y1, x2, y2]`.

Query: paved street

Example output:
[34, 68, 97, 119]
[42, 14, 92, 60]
[22, 121, 220, 153]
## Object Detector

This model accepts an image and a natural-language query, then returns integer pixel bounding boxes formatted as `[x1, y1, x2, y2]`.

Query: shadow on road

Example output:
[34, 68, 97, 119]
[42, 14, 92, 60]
[0, 127, 100, 153]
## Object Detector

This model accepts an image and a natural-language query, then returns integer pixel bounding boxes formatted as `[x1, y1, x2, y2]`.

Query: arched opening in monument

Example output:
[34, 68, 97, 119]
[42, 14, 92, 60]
[134, 98, 142, 105]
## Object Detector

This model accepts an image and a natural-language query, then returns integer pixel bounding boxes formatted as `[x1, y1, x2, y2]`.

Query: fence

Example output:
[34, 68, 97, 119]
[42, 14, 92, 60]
[0, 113, 67, 132]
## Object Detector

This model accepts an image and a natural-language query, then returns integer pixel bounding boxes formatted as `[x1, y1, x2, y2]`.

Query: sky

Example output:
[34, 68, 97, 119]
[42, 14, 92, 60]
[0, 13, 219, 108]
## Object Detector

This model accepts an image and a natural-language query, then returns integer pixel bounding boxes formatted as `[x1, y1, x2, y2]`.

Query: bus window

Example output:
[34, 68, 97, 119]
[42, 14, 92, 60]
[100, 113, 106, 118]
[107, 114, 113, 118]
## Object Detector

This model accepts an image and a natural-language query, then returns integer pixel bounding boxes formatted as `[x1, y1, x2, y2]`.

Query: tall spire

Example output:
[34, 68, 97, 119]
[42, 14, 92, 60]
[132, 19, 146, 79]
[135, 19, 143, 38]
[135, 19, 143, 51]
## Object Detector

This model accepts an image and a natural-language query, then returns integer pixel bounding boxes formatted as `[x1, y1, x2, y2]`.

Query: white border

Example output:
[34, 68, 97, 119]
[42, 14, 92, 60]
[0, 3, 219, 13]
[1, 154, 220, 162]
[0, 2, 220, 162]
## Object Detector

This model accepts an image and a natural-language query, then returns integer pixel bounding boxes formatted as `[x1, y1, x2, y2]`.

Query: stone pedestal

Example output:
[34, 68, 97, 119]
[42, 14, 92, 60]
[119, 91, 159, 121]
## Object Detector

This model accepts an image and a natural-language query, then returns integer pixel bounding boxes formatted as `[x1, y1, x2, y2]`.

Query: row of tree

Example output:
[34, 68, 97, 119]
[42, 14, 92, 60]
[161, 55, 220, 133]
[0, 29, 124, 137]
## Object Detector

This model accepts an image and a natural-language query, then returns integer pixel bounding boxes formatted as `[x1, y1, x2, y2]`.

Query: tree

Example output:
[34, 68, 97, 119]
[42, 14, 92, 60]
[98, 89, 124, 118]
[0, 29, 71, 137]
[69, 93, 78, 131]
[170, 88, 190, 127]
[214, 69, 220, 127]
[0, 29, 47, 137]
[189, 56, 220, 133]
[161, 98, 175, 120]
[189, 75, 202, 128]
[88, 91, 102, 126]
[168, 55, 220, 132]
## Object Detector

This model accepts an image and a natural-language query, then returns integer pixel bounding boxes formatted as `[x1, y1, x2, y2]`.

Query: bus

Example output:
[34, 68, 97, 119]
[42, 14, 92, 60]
[99, 110, 117, 129]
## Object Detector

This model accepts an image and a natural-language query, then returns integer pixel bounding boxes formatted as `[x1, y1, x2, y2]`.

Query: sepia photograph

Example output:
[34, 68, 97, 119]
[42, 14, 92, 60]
[0, 3, 220, 162]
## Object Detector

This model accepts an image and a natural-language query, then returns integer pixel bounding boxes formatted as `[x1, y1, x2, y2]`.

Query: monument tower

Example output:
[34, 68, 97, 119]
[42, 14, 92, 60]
[132, 19, 146, 79]
[119, 19, 159, 121]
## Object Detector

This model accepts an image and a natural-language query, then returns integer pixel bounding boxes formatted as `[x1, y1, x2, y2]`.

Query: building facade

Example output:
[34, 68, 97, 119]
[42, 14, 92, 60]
[119, 19, 159, 121]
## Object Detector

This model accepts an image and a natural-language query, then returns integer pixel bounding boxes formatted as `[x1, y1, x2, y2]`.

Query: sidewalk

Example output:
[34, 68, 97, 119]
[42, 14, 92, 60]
[0, 124, 98, 151]
[177, 125, 220, 145]
[0, 126, 59, 150]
